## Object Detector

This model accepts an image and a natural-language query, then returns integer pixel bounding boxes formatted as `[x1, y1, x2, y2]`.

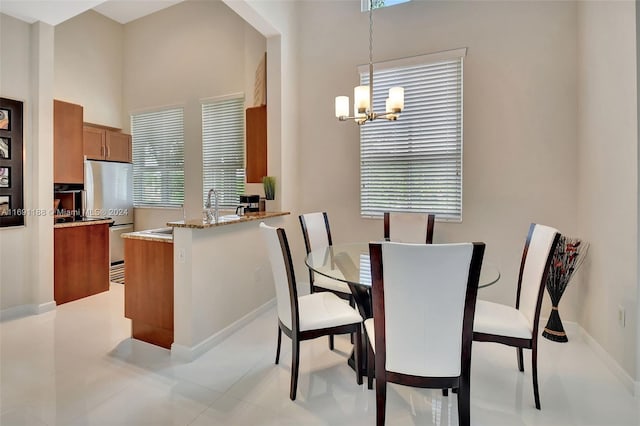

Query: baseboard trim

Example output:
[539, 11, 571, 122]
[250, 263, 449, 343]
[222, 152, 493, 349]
[575, 323, 636, 396]
[0, 300, 56, 321]
[171, 298, 275, 362]
[539, 317, 637, 397]
[36, 301, 56, 314]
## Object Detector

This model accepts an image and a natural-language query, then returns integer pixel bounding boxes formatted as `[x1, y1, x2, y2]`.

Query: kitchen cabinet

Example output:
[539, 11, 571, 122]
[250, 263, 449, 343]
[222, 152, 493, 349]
[83, 124, 132, 163]
[54, 100, 84, 184]
[245, 105, 267, 183]
[124, 237, 174, 349]
[54, 222, 110, 304]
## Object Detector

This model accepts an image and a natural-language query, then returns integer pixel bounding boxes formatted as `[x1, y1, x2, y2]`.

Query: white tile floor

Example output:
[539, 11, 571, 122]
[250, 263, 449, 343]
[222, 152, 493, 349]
[1, 284, 638, 426]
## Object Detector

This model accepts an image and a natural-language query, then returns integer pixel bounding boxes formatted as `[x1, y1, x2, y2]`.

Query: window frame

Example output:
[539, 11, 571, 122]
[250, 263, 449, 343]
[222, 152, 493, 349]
[130, 106, 185, 208]
[359, 48, 466, 222]
[201, 93, 246, 210]
[361, 0, 411, 11]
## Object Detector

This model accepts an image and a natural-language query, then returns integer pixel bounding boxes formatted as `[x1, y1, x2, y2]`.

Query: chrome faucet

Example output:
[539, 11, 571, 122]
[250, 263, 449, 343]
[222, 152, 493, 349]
[205, 188, 219, 223]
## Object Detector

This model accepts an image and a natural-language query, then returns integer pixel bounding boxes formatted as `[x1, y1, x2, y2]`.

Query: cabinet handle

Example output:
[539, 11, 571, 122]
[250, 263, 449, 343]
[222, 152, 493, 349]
[101, 144, 105, 158]
[106, 145, 110, 158]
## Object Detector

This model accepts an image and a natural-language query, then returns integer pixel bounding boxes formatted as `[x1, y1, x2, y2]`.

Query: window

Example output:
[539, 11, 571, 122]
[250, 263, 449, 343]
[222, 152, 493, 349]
[131, 107, 184, 207]
[360, 49, 465, 221]
[362, 0, 411, 11]
[202, 95, 245, 209]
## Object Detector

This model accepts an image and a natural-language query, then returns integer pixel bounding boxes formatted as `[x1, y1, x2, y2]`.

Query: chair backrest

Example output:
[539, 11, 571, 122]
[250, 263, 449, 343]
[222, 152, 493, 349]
[299, 212, 332, 254]
[384, 212, 435, 244]
[370, 241, 485, 378]
[260, 223, 299, 331]
[516, 223, 560, 332]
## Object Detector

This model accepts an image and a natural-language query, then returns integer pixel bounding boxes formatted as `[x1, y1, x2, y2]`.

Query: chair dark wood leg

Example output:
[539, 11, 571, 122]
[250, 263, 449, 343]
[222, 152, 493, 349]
[457, 383, 470, 426]
[329, 335, 334, 350]
[349, 298, 355, 344]
[275, 326, 282, 364]
[376, 372, 386, 426]
[442, 389, 448, 396]
[290, 338, 300, 400]
[367, 341, 374, 390]
[532, 346, 541, 409]
[355, 327, 362, 385]
[517, 347, 524, 372]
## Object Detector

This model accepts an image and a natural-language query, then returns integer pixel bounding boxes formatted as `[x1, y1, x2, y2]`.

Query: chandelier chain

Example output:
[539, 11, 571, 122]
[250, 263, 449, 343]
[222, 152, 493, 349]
[334, 0, 403, 124]
[368, 0, 374, 116]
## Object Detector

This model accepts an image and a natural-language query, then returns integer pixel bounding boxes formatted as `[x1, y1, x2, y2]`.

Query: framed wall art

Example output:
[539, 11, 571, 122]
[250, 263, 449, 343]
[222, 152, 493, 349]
[0, 97, 24, 227]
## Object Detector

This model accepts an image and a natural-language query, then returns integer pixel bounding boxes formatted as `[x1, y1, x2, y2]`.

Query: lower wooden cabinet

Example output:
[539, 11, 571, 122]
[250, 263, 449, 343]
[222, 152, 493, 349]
[124, 238, 174, 349]
[54, 223, 109, 304]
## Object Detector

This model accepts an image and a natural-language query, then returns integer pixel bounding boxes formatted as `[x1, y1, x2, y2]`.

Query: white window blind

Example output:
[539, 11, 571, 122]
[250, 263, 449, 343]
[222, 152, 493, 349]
[202, 95, 245, 209]
[131, 107, 184, 207]
[362, 0, 411, 11]
[360, 51, 464, 221]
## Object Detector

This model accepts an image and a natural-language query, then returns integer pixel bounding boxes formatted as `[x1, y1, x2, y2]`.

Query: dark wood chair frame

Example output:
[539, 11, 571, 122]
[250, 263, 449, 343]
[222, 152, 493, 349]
[273, 227, 362, 400]
[383, 212, 436, 244]
[369, 242, 486, 426]
[472, 223, 560, 410]
[299, 212, 354, 350]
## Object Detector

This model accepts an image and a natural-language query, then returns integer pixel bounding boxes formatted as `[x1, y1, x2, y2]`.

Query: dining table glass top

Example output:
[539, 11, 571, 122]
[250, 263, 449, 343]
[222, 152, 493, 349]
[305, 242, 500, 289]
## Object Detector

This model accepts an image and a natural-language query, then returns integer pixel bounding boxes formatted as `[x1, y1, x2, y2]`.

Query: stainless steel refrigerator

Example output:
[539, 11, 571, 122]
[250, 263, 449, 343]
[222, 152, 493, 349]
[84, 160, 134, 265]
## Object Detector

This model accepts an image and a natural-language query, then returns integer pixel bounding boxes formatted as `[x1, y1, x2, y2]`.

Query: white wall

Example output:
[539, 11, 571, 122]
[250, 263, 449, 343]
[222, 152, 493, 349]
[637, 0, 640, 394]
[53, 1, 267, 229]
[296, 0, 580, 312]
[0, 14, 32, 312]
[0, 14, 55, 316]
[54, 10, 123, 128]
[122, 0, 266, 225]
[577, 0, 638, 382]
[224, 0, 304, 282]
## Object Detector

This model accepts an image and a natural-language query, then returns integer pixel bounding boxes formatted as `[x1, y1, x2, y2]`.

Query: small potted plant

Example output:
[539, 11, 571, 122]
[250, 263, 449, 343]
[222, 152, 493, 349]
[262, 176, 276, 211]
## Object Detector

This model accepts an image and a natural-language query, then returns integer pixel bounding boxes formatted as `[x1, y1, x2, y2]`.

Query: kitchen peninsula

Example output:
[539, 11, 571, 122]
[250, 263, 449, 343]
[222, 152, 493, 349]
[123, 211, 289, 359]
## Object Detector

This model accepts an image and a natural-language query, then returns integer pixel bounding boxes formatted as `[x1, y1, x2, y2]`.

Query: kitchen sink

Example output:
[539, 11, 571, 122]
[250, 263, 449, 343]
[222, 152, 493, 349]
[140, 227, 173, 235]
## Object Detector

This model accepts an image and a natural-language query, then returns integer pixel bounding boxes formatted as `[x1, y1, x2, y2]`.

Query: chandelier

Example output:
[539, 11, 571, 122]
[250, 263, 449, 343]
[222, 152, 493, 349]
[335, 0, 405, 125]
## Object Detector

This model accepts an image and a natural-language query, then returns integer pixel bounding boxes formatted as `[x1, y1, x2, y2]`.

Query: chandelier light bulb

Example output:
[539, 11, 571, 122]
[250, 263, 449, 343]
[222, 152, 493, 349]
[335, 96, 349, 118]
[354, 85, 370, 113]
[333, 0, 404, 124]
[388, 87, 404, 112]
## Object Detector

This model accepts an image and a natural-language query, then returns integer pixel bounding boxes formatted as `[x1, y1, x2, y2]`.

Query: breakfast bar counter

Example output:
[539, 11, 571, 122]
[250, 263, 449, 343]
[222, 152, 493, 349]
[168, 211, 289, 229]
[168, 210, 290, 360]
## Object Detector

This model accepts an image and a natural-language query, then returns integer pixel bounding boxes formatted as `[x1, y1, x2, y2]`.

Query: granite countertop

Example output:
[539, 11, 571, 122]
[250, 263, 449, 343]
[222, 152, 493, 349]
[121, 211, 289, 242]
[54, 218, 114, 229]
[168, 211, 290, 229]
[121, 228, 173, 243]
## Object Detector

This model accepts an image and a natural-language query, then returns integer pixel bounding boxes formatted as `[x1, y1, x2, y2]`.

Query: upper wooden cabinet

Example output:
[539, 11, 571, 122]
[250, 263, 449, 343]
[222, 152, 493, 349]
[83, 124, 132, 163]
[245, 105, 267, 183]
[54, 100, 84, 184]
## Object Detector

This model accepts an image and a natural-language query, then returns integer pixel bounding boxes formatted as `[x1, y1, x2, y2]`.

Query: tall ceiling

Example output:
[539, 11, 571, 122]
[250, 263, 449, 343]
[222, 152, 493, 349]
[0, 0, 185, 26]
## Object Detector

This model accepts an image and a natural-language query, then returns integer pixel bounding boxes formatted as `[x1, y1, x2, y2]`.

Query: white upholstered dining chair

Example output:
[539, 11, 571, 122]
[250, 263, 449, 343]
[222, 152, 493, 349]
[260, 222, 363, 400]
[473, 223, 560, 410]
[365, 241, 486, 426]
[383, 211, 435, 244]
[299, 212, 352, 297]
[299, 212, 355, 350]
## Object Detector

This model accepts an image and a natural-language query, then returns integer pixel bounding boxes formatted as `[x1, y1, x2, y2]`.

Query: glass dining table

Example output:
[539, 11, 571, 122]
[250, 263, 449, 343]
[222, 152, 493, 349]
[305, 242, 500, 318]
[305, 242, 501, 375]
